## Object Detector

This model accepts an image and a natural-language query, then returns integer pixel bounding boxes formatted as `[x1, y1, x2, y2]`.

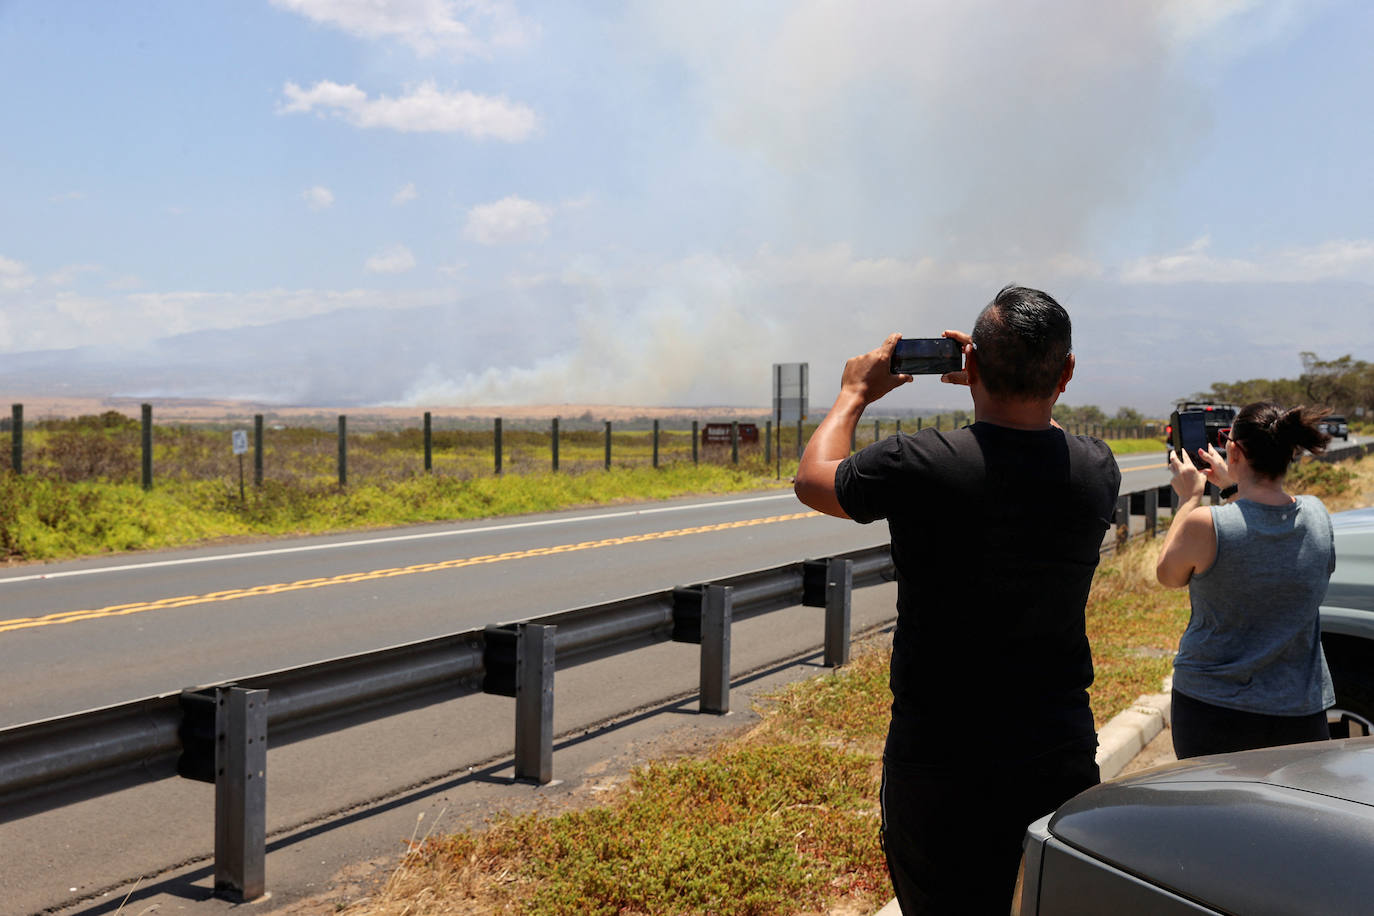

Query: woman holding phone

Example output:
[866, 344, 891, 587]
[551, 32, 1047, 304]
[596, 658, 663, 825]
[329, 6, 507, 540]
[1156, 401, 1336, 759]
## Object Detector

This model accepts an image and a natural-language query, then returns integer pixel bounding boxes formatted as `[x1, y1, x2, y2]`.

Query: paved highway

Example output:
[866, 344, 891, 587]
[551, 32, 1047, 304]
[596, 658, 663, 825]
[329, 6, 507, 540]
[0, 453, 1179, 730]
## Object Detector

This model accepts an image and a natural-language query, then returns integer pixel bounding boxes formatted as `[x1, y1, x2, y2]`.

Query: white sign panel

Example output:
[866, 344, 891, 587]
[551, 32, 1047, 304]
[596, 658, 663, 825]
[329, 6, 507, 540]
[232, 430, 249, 455]
[773, 363, 808, 423]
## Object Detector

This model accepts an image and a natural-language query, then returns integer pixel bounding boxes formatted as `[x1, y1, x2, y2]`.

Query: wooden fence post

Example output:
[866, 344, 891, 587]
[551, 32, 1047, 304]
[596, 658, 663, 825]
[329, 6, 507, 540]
[337, 415, 347, 488]
[494, 418, 502, 475]
[552, 417, 560, 472]
[604, 420, 612, 470]
[424, 412, 432, 473]
[141, 403, 153, 490]
[10, 403, 21, 475]
[692, 421, 699, 464]
[253, 414, 263, 486]
[652, 420, 660, 469]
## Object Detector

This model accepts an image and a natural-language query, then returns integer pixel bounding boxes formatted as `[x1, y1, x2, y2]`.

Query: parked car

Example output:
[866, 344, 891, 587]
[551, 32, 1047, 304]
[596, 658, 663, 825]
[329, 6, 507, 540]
[1013, 505, 1374, 914]
[1013, 737, 1374, 915]
[1318, 414, 1349, 440]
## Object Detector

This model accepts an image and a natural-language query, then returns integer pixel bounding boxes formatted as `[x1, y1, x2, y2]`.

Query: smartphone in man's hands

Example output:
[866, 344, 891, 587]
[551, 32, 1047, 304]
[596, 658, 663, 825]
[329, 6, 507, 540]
[889, 338, 962, 375]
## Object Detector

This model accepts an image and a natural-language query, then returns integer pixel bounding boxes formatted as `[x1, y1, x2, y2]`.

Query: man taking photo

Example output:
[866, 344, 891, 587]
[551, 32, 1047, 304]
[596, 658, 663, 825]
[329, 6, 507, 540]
[795, 285, 1121, 914]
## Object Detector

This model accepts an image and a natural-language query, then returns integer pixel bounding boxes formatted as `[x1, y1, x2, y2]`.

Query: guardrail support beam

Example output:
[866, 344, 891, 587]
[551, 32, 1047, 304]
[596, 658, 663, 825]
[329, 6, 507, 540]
[700, 585, 732, 714]
[1144, 488, 1159, 538]
[214, 687, 268, 903]
[514, 624, 555, 784]
[1115, 494, 1130, 549]
[823, 558, 853, 668]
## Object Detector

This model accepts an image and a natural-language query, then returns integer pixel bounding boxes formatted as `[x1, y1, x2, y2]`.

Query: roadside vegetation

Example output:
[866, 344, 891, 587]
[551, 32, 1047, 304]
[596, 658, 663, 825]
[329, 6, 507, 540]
[3, 413, 1175, 563]
[311, 453, 1374, 916]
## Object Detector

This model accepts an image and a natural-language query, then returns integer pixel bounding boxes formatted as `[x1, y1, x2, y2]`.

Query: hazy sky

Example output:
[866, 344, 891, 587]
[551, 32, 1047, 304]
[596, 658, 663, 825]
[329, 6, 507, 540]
[3, 0, 1373, 413]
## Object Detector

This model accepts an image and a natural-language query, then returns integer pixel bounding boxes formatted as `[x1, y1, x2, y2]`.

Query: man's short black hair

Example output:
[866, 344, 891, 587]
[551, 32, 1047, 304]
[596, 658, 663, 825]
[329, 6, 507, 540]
[970, 285, 1073, 400]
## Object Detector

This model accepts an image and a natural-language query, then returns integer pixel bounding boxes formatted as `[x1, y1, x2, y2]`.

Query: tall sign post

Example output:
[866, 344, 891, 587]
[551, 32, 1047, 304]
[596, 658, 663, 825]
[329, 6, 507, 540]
[772, 363, 808, 480]
[231, 430, 249, 502]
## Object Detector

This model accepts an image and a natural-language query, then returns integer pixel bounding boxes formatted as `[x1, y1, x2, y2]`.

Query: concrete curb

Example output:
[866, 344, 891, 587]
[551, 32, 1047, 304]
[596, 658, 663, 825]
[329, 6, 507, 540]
[871, 683, 1175, 916]
[1096, 685, 1172, 780]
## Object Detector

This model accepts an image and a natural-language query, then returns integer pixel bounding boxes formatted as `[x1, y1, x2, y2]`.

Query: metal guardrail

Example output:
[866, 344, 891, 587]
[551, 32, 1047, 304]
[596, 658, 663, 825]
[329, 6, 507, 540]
[0, 544, 890, 900]
[4, 443, 1368, 900]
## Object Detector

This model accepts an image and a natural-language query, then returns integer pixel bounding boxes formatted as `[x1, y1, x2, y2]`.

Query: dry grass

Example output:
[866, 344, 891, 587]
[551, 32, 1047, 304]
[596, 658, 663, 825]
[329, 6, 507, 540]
[343, 647, 895, 916]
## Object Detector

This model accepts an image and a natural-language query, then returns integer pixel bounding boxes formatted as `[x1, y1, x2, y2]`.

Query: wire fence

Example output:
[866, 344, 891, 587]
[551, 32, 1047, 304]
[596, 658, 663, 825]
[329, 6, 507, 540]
[4, 402, 1167, 489]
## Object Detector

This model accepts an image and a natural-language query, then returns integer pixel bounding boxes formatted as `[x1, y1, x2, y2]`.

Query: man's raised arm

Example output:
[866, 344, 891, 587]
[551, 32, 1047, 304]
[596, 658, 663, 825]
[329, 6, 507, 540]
[794, 333, 910, 519]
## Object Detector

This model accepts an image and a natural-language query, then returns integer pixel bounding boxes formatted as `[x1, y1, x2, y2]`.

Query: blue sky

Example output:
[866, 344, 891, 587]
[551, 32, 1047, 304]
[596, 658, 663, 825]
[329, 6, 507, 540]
[2, 0, 1373, 413]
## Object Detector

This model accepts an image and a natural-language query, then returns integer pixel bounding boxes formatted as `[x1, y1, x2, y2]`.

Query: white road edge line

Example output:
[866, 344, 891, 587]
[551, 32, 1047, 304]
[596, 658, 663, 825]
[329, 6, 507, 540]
[0, 493, 803, 585]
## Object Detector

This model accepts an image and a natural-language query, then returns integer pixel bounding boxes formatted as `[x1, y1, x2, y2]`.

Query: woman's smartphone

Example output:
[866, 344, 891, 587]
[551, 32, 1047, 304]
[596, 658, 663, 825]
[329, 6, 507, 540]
[889, 337, 962, 375]
[1170, 410, 1208, 464]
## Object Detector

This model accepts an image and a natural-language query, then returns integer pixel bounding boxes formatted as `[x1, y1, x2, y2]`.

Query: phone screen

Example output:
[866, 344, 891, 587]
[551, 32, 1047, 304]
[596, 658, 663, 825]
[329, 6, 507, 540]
[890, 338, 962, 375]
[1173, 411, 1207, 464]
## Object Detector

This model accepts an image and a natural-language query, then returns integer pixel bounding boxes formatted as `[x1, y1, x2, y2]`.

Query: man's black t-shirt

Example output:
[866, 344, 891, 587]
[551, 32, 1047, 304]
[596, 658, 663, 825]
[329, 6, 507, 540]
[834, 422, 1121, 763]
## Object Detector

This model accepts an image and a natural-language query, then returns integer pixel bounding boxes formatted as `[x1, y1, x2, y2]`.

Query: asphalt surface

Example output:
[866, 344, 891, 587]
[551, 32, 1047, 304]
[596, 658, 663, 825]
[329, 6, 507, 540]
[0, 490, 883, 727]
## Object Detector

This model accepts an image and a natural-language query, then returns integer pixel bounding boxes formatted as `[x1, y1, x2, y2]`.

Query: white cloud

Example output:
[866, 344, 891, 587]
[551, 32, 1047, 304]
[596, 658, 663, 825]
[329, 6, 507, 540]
[462, 195, 551, 245]
[279, 80, 536, 140]
[1121, 236, 1374, 283]
[365, 244, 417, 274]
[270, 0, 535, 57]
[392, 182, 418, 205]
[0, 256, 36, 291]
[302, 185, 335, 210]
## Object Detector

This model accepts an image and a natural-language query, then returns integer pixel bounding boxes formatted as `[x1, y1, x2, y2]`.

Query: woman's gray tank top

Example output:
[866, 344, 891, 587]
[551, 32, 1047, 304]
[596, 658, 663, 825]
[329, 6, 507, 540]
[1173, 495, 1336, 716]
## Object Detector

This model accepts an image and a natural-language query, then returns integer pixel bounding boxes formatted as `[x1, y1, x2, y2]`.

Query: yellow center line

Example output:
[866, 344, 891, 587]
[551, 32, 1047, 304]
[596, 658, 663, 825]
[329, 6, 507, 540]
[0, 511, 821, 635]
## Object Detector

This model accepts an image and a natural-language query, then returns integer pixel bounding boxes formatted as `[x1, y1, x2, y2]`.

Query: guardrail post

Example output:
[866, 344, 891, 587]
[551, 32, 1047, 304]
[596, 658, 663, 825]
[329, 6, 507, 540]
[700, 585, 732, 714]
[692, 420, 699, 464]
[823, 558, 853, 667]
[1115, 494, 1130, 550]
[653, 420, 660, 469]
[796, 418, 803, 459]
[765, 420, 772, 463]
[604, 420, 612, 470]
[10, 403, 21, 475]
[515, 624, 555, 784]
[804, 557, 853, 667]
[214, 687, 268, 902]
[1144, 488, 1159, 538]
[730, 421, 739, 464]
[552, 417, 560, 473]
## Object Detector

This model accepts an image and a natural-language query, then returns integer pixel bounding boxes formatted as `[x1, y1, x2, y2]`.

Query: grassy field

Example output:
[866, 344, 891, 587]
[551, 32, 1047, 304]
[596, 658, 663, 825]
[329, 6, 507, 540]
[1, 415, 1173, 563]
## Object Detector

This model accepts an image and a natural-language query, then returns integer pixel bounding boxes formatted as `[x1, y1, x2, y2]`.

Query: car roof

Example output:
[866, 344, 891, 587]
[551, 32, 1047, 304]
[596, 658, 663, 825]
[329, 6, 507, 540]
[1331, 505, 1374, 532]
[1049, 738, 1374, 915]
